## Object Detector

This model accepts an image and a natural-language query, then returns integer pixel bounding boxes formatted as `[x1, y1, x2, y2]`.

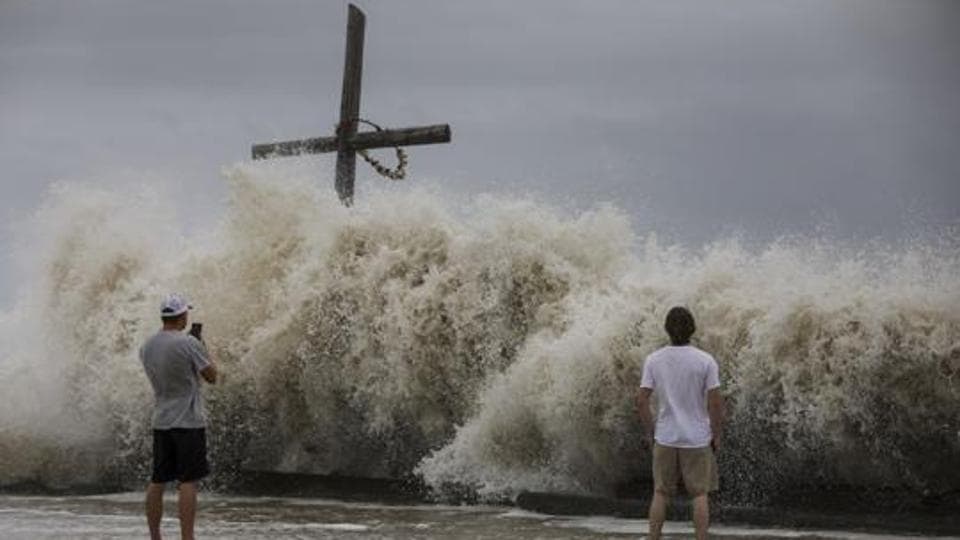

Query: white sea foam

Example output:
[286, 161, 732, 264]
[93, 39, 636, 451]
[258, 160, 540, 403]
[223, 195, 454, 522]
[0, 163, 957, 503]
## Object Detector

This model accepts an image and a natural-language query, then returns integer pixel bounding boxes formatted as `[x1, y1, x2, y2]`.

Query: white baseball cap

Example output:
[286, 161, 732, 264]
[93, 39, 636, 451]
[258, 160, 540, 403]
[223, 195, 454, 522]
[160, 293, 192, 318]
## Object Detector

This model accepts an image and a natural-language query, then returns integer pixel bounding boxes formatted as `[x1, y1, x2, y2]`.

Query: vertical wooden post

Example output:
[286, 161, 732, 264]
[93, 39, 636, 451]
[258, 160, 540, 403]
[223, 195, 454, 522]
[335, 4, 366, 206]
[251, 3, 451, 206]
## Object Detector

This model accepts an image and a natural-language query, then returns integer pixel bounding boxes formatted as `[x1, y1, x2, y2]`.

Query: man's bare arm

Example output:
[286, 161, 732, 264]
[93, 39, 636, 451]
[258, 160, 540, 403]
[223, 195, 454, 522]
[636, 388, 655, 441]
[707, 387, 725, 451]
[200, 350, 218, 384]
[200, 364, 217, 384]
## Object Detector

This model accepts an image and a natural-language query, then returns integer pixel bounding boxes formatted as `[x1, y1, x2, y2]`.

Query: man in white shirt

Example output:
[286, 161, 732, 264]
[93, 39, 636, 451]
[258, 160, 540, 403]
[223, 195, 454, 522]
[637, 306, 724, 540]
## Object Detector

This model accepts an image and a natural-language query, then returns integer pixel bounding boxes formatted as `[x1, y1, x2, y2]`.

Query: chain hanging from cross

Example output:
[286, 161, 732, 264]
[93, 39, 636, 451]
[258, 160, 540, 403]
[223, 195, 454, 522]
[336, 118, 408, 181]
[250, 4, 452, 206]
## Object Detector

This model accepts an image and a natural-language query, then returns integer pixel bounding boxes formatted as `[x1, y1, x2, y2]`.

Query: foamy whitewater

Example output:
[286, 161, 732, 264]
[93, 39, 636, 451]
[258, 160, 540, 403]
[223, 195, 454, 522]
[0, 164, 958, 504]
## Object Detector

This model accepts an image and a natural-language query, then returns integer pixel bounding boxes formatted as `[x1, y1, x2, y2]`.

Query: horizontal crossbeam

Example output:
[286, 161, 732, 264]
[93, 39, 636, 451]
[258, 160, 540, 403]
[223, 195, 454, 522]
[252, 124, 450, 160]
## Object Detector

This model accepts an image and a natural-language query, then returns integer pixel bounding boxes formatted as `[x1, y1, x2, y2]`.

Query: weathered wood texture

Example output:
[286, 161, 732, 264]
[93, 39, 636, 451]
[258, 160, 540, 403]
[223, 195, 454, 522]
[249, 3, 452, 207]
[251, 124, 451, 159]
[335, 4, 366, 205]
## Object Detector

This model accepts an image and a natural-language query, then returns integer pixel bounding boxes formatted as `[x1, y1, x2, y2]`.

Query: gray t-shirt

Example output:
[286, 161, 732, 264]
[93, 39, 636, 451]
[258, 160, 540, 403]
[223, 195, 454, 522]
[140, 330, 211, 429]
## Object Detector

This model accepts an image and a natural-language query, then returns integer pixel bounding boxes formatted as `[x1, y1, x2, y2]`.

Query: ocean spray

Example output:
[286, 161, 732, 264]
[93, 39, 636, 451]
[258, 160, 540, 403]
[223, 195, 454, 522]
[1, 164, 957, 502]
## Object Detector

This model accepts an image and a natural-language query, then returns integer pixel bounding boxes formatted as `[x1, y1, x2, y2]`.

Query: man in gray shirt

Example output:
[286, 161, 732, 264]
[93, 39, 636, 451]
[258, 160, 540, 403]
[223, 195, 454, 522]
[140, 293, 217, 540]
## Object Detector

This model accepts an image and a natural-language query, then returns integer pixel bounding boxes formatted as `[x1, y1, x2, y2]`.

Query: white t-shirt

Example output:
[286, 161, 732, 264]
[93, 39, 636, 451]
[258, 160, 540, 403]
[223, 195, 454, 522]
[640, 345, 720, 448]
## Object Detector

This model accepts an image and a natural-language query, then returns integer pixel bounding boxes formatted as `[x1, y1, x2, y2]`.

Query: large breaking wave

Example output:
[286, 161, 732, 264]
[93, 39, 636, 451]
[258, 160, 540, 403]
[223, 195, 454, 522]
[1, 165, 958, 503]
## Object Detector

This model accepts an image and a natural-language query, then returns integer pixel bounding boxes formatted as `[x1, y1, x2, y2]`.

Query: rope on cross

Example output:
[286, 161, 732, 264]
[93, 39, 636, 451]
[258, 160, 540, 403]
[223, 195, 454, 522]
[250, 4, 452, 206]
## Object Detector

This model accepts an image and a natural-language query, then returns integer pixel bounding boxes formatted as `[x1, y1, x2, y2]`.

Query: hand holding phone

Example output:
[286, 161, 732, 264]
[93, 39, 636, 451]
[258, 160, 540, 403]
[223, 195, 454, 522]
[189, 322, 203, 342]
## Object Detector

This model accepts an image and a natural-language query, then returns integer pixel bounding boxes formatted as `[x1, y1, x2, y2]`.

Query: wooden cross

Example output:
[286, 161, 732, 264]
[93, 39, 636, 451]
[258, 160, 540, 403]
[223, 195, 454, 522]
[251, 4, 452, 206]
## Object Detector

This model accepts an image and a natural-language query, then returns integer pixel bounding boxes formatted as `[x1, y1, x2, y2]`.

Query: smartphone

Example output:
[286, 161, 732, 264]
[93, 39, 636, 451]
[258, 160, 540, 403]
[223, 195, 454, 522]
[189, 322, 203, 341]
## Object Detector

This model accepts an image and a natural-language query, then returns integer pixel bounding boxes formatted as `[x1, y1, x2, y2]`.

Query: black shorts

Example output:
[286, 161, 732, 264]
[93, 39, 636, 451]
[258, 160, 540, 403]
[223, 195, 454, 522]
[152, 428, 210, 483]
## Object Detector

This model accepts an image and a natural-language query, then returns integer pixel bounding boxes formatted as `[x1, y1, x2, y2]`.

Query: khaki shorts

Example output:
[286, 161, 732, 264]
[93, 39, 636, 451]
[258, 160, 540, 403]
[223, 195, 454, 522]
[652, 443, 719, 496]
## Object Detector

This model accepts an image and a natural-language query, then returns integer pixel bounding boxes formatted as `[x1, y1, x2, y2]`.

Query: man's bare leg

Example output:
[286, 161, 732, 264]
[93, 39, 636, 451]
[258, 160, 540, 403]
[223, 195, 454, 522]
[177, 482, 198, 540]
[648, 491, 668, 540]
[692, 493, 710, 540]
[145, 482, 165, 540]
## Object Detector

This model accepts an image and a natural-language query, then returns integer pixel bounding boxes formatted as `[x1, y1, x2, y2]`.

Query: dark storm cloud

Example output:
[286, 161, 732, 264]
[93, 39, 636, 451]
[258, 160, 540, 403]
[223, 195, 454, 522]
[1, 0, 959, 304]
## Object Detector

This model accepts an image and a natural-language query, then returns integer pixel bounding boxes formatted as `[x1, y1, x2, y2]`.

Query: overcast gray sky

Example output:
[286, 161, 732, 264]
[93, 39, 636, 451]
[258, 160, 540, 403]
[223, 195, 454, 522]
[2, 0, 959, 306]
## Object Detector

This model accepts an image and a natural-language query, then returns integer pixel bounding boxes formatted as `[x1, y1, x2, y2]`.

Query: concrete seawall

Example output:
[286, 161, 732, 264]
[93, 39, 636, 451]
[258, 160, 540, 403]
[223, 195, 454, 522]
[4, 471, 959, 536]
[515, 491, 960, 536]
[230, 471, 960, 536]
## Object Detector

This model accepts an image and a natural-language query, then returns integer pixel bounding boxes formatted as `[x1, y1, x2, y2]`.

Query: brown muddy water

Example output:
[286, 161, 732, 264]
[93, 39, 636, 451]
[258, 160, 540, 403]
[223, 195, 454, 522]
[2, 171, 958, 539]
